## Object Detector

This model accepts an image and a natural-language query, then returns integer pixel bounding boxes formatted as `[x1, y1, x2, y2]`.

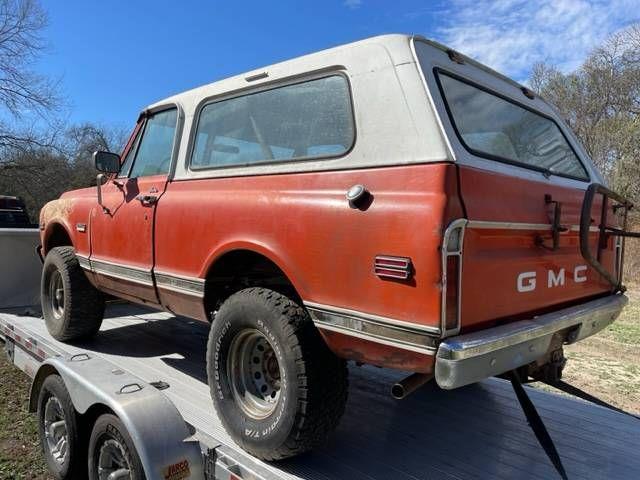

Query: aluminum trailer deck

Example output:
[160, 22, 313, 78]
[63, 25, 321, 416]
[1, 303, 639, 480]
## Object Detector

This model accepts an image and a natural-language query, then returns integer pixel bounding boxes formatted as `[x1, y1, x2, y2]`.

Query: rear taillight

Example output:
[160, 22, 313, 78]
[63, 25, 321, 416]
[442, 219, 467, 336]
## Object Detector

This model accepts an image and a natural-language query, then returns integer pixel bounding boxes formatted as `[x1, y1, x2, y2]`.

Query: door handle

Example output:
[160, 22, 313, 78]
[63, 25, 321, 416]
[136, 194, 158, 206]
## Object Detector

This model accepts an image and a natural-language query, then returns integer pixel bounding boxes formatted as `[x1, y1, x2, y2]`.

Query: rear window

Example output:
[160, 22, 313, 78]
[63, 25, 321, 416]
[435, 71, 589, 181]
[190, 75, 354, 170]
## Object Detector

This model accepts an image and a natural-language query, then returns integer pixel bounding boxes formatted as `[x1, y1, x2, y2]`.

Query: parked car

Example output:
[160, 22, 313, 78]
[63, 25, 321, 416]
[0, 195, 32, 228]
[38, 34, 634, 461]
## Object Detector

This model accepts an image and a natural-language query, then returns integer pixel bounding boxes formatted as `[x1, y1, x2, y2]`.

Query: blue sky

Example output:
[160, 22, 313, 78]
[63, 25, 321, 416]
[38, 0, 640, 128]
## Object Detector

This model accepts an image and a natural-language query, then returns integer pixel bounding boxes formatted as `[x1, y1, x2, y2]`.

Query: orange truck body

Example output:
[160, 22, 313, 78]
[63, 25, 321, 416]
[39, 35, 630, 386]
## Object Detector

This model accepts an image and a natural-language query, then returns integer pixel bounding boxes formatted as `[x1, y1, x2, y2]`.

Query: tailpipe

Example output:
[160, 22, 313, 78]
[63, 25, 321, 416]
[391, 373, 433, 400]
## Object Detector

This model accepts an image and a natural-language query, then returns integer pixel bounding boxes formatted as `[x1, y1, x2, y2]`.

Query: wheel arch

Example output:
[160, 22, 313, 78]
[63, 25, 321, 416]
[202, 242, 307, 318]
[42, 221, 74, 255]
[29, 363, 61, 413]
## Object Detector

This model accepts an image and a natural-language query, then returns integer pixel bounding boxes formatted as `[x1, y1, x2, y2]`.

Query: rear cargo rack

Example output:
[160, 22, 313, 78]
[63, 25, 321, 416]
[579, 183, 640, 292]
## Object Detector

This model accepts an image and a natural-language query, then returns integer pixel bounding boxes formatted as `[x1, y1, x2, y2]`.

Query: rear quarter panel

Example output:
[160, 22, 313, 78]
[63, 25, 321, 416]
[154, 163, 462, 331]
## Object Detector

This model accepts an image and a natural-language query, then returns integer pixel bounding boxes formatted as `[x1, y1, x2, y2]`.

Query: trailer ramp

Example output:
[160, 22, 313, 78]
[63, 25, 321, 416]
[1, 304, 639, 480]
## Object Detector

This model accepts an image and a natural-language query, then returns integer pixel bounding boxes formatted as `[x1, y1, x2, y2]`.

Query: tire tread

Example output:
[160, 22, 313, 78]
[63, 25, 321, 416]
[42, 246, 104, 341]
[208, 287, 348, 460]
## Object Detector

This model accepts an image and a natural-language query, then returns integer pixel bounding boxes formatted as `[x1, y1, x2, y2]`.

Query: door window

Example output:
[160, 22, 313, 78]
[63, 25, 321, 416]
[127, 108, 178, 178]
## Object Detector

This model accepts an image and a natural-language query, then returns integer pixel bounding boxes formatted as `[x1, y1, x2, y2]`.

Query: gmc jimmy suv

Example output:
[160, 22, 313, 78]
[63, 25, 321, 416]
[38, 34, 635, 461]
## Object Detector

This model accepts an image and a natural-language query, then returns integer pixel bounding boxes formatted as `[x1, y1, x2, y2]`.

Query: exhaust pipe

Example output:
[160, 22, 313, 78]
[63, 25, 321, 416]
[391, 373, 433, 400]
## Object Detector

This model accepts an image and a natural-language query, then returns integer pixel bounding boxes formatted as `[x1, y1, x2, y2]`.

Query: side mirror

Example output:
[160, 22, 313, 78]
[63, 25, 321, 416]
[93, 151, 120, 173]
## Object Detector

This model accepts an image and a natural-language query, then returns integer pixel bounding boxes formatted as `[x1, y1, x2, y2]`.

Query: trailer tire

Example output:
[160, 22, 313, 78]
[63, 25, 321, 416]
[88, 414, 145, 480]
[42, 246, 104, 342]
[207, 287, 348, 460]
[37, 375, 83, 480]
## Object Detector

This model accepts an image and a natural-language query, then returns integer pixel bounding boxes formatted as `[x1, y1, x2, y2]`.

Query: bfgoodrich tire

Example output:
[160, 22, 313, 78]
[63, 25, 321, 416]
[88, 414, 145, 480]
[37, 375, 83, 480]
[207, 287, 348, 460]
[41, 246, 104, 342]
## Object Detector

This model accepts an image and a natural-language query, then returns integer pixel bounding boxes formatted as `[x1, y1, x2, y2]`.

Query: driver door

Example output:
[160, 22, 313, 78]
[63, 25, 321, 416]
[89, 107, 179, 304]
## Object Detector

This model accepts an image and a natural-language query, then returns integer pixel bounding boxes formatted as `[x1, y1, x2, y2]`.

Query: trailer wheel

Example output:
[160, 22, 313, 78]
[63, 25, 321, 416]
[42, 246, 104, 342]
[207, 287, 348, 460]
[88, 414, 145, 480]
[37, 375, 82, 480]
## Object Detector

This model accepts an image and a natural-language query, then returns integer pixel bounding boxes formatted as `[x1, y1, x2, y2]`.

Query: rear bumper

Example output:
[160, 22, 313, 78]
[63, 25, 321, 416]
[435, 294, 628, 389]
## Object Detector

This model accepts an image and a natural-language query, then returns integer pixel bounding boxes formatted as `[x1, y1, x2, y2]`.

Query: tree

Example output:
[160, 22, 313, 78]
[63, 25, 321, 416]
[0, 123, 128, 220]
[0, 0, 60, 158]
[63, 123, 128, 189]
[530, 23, 640, 206]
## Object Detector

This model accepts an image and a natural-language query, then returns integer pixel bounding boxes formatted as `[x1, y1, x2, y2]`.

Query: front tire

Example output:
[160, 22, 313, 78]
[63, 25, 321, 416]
[207, 287, 349, 460]
[41, 246, 104, 342]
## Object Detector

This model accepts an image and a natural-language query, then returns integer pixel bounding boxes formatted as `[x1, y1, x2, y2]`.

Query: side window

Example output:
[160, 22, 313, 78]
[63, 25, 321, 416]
[127, 108, 178, 178]
[190, 75, 354, 169]
[118, 126, 142, 178]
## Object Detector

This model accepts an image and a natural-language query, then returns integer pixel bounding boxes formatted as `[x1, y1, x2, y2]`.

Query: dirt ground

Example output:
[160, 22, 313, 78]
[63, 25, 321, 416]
[535, 284, 640, 415]
[0, 288, 638, 478]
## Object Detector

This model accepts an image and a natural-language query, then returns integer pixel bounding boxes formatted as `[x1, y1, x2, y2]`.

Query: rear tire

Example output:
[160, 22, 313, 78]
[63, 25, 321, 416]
[37, 375, 83, 480]
[88, 414, 145, 480]
[41, 246, 104, 342]
[207, 287, 348, 460]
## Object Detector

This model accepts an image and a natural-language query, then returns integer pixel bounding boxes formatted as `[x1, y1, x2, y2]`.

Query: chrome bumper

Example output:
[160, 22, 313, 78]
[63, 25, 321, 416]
[435, 294, 628, 389]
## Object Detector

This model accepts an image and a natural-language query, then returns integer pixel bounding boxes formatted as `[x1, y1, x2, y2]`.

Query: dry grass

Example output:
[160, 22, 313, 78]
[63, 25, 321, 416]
[537, 284, 640, 415]
[0, 353, 52, 480]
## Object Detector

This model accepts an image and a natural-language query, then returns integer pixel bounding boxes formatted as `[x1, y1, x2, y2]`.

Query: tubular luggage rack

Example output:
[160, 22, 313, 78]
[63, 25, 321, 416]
[580, 183, 640, 293]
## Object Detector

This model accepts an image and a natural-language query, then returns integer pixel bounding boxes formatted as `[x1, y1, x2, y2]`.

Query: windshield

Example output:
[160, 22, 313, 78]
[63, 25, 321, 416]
[435, 71, 589, 181]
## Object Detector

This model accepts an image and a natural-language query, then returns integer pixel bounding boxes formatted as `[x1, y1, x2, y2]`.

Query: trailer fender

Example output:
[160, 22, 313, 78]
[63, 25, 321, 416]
[29, 354, 204, 480]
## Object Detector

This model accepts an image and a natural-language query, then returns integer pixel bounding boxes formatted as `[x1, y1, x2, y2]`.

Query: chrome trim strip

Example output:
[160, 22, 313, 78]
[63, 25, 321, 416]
[314, 322, 436, 355]
[75, 254, 91, 271]
[572, 225, 602, 233]
[304, 301, 441, 335]
[305, 303, 439, 355]
[154, 271, 205, 298]
[89, 258, 154, 287]
[77, 258, 91, 271]
[438, 294, 628, 361]
[468, 220, 600, 232]
[468, 220, 551, 230]
[441, 219, 466, 337]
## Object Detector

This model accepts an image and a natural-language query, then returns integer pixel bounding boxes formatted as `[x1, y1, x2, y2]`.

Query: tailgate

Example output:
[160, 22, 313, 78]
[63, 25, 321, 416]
[459, 166, 617, 331]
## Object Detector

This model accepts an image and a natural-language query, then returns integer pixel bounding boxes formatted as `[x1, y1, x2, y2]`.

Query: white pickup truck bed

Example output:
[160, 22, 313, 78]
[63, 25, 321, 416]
[1, 303, 639, 480]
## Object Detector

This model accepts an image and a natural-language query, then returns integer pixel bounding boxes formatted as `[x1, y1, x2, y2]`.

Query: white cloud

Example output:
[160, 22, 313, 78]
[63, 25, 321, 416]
[435, 0, 640, 80]
[344, 0, 363, 9]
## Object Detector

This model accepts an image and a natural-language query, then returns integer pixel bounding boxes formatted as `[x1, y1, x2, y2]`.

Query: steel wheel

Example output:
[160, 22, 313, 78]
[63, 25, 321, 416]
[43, 396, 68, 466]
[228, 329, 282, 419]
[97, 438, 131, 480]
[48, 269, 65, 320]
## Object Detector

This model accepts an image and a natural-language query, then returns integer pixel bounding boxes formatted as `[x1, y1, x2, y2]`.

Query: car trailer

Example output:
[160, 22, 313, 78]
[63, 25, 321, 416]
[1, 300, 640, 480]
